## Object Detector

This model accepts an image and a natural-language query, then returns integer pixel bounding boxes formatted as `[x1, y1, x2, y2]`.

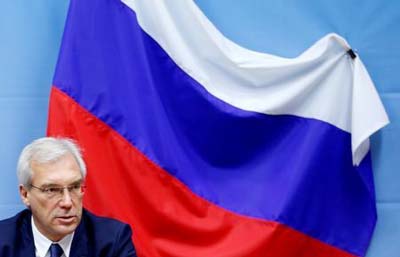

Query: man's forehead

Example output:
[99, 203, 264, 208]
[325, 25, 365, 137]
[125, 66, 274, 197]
[30, 154, 82, 183]
[31, 152, 76, 165]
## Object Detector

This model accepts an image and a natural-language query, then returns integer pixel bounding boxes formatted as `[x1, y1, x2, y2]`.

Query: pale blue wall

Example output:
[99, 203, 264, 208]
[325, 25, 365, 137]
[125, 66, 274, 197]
[0, 0, 69, 216]
[0, 1, 398, 256]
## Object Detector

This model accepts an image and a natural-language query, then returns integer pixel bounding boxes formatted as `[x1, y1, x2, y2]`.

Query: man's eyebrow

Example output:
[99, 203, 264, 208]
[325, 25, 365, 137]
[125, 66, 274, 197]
[40, 179, 83, 188]
[70, 179, 83, 185]
[38, 183, 58, 188]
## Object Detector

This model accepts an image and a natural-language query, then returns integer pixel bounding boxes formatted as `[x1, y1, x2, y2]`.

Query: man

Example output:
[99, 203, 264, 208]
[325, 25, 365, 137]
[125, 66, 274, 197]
[0, 137, 137, 257]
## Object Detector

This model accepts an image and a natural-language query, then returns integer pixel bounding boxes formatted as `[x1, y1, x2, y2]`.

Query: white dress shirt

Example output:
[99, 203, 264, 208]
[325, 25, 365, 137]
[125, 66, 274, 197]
[31, 217, 74, 257]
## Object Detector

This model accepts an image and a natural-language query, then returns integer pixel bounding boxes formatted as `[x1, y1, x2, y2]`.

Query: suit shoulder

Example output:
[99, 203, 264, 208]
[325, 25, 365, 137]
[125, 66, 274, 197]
[0, 209, 30, 230]
[78, 209, 136, 256]
[0, 209, 31, 245]
[82, 209, 132, 236]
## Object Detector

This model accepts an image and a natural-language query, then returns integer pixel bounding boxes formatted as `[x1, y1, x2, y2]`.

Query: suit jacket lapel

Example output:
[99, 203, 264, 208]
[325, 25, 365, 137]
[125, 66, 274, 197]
[20, 210, 36, 257]
[70, 215, 89, 257]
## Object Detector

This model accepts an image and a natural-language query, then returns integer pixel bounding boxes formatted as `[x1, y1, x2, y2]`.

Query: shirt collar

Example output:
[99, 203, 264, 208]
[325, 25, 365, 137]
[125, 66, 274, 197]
[31, 216, 74, 257]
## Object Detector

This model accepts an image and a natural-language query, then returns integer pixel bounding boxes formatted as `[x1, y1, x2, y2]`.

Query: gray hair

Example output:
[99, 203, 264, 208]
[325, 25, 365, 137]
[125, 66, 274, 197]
[17, 137, 87, 187]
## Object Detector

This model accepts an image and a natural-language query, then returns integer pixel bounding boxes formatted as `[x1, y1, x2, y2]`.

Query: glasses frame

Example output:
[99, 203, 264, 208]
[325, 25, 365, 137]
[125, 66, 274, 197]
[29, 183, 85, 199]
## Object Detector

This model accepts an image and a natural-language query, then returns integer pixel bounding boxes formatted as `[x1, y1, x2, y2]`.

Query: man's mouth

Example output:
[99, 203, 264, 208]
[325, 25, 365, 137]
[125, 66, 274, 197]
[55, 215, 77, 224]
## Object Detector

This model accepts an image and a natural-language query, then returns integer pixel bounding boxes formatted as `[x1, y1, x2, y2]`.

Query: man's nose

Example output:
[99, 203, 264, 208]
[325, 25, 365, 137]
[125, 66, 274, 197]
[59, 188, 73, 207]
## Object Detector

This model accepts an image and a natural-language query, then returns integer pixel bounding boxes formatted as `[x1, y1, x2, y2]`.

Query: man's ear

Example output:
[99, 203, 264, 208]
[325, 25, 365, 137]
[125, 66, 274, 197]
[19, 184, 30, 207]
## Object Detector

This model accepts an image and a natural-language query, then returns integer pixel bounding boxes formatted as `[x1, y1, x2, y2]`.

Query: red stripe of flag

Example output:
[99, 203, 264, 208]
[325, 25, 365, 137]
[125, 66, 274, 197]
[47, 86, 357, 257]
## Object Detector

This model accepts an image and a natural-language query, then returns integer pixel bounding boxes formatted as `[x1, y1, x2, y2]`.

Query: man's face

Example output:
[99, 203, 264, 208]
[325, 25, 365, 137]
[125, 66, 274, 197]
[19, 153, 84, 241]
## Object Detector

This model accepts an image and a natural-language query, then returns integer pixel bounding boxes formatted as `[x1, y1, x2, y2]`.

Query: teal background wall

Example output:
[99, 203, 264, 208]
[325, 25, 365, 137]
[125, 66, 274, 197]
[0, 1, 398, 256]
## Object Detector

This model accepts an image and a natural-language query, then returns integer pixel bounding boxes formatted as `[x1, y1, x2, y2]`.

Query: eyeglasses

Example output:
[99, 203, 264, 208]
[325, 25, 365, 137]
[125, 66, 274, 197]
[29, 183, 85, 199]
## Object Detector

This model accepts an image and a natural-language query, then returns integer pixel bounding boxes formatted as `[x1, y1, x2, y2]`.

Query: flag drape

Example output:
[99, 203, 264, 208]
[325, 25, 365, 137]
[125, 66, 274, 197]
[47, 0, 389, 256]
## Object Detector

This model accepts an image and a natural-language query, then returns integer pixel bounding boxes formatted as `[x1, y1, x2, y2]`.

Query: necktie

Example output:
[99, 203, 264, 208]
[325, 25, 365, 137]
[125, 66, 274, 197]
[49, 243, 64, 257]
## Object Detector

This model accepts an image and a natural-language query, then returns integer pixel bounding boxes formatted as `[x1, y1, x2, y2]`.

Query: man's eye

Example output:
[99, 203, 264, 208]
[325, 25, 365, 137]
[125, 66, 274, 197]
[69, 184, 81, 191]
[46, 187, 60, 193]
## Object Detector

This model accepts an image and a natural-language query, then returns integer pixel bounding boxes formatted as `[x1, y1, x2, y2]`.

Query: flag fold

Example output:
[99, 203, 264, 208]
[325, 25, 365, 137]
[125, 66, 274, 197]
[48, 0, 389, 256]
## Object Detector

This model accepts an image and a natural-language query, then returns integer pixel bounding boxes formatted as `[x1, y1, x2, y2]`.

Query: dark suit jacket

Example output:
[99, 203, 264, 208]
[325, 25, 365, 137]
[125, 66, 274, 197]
[0, 208, 137, 257]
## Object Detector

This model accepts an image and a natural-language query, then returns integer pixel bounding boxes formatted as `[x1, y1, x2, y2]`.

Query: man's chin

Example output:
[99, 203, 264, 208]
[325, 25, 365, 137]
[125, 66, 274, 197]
[48, 223, 79, 241]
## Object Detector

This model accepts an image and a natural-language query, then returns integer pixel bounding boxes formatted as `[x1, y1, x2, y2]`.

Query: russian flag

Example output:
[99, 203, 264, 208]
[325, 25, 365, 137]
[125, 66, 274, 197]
[47, 0, 389, 256]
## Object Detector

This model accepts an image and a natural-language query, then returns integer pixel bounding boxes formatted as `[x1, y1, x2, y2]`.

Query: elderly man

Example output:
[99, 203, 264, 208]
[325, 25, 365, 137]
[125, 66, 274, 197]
[0, 137, 137, 257]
